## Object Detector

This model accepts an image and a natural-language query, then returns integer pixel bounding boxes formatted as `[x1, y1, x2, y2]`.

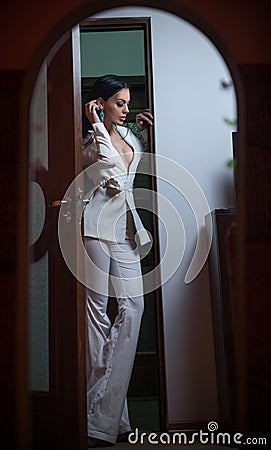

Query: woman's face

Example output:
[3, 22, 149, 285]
[103, 88, 130, 125]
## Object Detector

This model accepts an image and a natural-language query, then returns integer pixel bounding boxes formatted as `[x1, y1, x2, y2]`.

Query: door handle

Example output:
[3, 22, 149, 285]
[48, 189, 88, 224]
[48, 197, 73, 224]
[49, 198, 71, 207]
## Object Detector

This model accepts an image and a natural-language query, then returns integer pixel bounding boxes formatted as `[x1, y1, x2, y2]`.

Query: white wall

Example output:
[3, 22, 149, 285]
[92, 6, 236, 425]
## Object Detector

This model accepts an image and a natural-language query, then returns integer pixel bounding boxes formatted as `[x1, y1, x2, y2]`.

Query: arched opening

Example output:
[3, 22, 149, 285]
[19, 1, 246, 448]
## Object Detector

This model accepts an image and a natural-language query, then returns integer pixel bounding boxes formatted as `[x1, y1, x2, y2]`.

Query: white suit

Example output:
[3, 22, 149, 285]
[82, 123, 149, 444]
[83, 122, 150, 245]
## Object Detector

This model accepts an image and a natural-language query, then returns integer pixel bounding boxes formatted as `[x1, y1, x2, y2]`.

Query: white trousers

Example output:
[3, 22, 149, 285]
[85, 236, 144, 444]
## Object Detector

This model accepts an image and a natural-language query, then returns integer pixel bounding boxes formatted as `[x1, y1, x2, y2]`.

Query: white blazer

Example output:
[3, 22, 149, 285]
[82, 122, 150, 246]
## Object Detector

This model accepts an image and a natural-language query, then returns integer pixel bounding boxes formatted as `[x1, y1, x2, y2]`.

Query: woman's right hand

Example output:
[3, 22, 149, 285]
[85, 100, 101, 125]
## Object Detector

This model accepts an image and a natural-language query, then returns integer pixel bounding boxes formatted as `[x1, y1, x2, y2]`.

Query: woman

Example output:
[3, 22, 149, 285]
[82, 74, 153, 447]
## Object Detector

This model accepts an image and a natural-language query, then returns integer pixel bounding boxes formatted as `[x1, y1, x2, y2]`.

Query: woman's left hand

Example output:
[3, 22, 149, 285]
[136, 109, 153, 131]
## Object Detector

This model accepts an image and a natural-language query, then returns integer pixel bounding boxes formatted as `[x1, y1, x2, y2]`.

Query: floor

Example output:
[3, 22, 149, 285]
[88, 397, 239, 450]
[89, 398, 238, 449]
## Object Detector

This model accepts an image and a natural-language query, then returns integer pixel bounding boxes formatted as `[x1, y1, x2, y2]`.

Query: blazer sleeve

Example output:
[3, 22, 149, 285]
[82, 122, 117, 169]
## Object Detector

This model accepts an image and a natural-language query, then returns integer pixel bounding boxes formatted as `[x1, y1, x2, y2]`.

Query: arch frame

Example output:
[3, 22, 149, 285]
[17, 1, 247, 447]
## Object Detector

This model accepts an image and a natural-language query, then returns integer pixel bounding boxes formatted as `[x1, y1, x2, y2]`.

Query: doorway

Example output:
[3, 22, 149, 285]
[28, 16, 166, 450]
[79, 17, 166, 432]
[25, 3, 242, 448]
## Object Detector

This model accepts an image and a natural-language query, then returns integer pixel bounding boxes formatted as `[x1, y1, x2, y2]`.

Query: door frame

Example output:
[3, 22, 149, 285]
[80, 16, 168, 430]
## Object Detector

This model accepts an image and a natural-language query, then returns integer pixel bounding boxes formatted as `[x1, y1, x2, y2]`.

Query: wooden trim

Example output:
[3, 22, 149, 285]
[12, 69, 31, 450]
[72, 25, 87, 450]
[144, 18, 169, 432]
[80, 17, 151, 31]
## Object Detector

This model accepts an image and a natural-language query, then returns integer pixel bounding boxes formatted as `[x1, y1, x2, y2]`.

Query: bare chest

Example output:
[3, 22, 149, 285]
[110, 133, 134, 169]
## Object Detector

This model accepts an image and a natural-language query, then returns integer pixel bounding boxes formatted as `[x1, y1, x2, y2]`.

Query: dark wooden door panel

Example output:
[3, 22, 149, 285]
[31, 26, 86, 450]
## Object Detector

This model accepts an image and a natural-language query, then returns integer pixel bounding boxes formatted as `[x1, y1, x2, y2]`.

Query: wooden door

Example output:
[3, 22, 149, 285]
[29, 26, 86, 450]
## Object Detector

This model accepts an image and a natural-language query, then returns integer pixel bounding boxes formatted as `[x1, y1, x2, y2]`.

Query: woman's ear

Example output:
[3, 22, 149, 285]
[97, 97, 104, 109]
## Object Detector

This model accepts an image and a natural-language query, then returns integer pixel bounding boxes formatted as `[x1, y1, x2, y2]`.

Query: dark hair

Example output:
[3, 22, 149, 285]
[83, 74, 129, 136]
[88, 74, 129, 101]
